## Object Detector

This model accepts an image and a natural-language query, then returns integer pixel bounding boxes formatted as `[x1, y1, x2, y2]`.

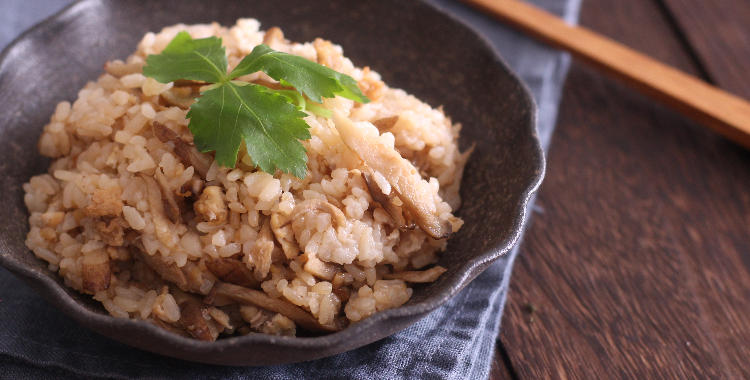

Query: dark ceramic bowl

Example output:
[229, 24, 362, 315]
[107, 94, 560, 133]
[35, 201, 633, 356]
[0, 0, 543, 366]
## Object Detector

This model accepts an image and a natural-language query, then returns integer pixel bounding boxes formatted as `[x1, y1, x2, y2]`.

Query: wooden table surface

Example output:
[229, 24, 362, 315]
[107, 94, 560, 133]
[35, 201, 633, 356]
[490, 0, 750, 378]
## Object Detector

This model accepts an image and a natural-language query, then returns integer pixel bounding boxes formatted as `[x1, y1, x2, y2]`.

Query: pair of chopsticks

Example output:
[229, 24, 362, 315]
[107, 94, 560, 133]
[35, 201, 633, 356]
[463, 0, 750, 148]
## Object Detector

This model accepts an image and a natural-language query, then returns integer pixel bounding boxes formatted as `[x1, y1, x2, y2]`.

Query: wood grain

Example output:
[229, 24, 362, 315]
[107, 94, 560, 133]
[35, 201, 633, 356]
[490, 344, 514, 380]
[662, 0, 750, 99]
[462, 0, 750, 151]
[494, 0, 750, 378]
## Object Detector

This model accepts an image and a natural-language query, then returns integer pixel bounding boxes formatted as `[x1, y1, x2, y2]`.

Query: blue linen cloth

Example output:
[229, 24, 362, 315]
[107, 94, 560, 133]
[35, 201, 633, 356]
[0, 0, 580, 378]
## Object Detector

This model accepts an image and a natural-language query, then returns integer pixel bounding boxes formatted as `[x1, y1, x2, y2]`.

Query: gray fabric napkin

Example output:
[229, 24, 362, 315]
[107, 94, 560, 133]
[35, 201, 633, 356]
[0, 0, 580, 378]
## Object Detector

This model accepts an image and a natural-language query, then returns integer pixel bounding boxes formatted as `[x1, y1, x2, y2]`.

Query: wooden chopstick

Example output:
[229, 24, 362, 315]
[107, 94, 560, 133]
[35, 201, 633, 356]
[462, 0, 750, 148]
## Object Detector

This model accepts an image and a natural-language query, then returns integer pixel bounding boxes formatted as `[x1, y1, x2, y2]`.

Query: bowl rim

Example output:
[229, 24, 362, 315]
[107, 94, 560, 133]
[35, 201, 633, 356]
[0, 0, 544, 354]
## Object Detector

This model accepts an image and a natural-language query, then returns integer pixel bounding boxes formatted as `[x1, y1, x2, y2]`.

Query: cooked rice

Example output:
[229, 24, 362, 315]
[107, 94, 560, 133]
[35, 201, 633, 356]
[23, 19, 468, 340]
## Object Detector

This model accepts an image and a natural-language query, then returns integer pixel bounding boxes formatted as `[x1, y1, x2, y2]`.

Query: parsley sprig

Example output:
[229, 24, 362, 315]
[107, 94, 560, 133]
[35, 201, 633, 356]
[143, 31, 369, 178]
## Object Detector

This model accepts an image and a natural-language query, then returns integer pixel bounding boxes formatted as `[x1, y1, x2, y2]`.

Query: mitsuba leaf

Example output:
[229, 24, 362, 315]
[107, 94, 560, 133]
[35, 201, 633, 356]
[187, 83, 310, 178]
[143, 31, 228, 83]
[143, 34, 369, 178]
[229, 44, 369, 104]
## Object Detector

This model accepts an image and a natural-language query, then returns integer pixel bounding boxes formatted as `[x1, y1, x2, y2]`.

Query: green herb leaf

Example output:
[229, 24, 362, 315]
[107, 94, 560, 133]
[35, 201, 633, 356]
[143, 33, 369, 178]
[187, 83, 310, 177]
[229, 44, 369, 104]
[143, 31, 228, 83]
[267, 88, 333, 118]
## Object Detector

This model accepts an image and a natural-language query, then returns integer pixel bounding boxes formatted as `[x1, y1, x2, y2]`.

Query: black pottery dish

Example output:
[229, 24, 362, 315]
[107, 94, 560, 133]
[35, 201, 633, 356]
[0, 0, 543, 366]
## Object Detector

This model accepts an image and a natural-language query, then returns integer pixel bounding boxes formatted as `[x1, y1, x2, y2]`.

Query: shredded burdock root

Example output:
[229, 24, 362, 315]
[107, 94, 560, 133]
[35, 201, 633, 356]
[362, 171, 415, 230]
[152, 122, 211, 177]
[23, 20, 470, 341]
[333, 112, 453, 239]
[81, 250, 111, 293]
[207, 282, 342, 332]
[205, 257, 260, 288]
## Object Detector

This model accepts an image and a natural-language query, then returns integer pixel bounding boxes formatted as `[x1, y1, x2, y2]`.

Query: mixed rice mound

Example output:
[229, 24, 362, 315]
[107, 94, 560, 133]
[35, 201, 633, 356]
[23, 20, 469, 340]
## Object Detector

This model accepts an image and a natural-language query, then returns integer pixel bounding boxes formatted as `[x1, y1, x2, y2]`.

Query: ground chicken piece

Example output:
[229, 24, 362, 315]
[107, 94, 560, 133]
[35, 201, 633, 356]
[95, 218, 125, 246]
[85, 187, 123, 217]
[358, 67, 385, 102]
[313, 38, 343, 70]
[194, 186, 227, 225]
[249, 222, 274, 280]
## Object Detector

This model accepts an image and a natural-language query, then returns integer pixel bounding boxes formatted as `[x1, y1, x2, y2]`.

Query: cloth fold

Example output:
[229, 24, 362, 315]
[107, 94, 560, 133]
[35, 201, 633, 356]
[0, 0, 580, 378]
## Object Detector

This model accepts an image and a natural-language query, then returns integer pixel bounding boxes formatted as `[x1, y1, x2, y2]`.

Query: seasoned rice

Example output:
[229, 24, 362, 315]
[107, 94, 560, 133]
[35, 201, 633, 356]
[24, 19, 468, 340]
